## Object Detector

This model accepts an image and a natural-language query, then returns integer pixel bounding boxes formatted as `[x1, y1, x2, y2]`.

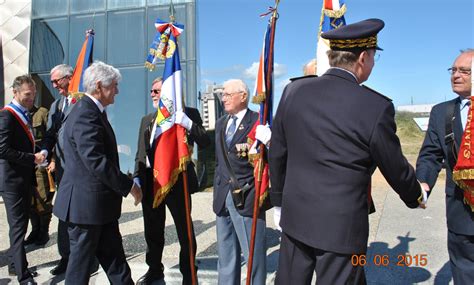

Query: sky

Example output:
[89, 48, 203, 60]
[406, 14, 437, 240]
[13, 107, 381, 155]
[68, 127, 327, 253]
[197, 0, 474, 111]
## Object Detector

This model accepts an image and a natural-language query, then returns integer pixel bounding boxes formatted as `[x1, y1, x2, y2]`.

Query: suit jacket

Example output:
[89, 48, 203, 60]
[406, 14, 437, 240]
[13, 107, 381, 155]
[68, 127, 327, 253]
[133, 107, 211, 194]
[213, 109, 259, 217]
[0, 107, 36, 193]
[416, 97, 474, 235]
[53, 95, 132, 225]
[42, 96, 68, 181]
[269, 68, 421, 254]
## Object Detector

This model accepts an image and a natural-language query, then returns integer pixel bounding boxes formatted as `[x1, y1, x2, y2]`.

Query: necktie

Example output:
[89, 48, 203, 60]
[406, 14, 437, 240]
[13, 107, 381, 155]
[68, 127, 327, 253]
[226, 115, 237, 146]
[63, 98, 69, 114]
[461, 100, 471, 130]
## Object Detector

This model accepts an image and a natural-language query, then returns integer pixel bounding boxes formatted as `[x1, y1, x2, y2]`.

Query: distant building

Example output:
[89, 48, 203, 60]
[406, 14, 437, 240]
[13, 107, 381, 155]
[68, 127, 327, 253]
[397, 104, 434, 114]
[397, 104, 434, 132]
[201, 83, 224, 131]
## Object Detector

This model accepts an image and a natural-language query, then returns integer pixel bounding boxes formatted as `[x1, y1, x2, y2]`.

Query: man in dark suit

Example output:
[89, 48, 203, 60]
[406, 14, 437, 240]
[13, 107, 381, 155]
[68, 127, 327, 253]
[417, 49, 474, 284]
[269, 19, 425, 285]
[53, 61, 142, 284]
[214, 79, 271, 285]
[41, 64, 73, 275]
[133, 77, 211, 285]
[0, 75, 46, 284]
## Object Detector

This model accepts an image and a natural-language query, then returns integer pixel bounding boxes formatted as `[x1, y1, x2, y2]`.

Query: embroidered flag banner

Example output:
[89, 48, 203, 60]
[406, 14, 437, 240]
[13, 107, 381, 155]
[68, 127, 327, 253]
[453, 57, 474, 212]
[148, 19, 190, 208]
[316, 0, 346, 75]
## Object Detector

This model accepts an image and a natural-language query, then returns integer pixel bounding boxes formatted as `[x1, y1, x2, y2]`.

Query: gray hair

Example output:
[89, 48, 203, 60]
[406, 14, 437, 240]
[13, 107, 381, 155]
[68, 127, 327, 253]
[327, 50, 363, 69]
[152, 76, 163, 85]
[223, 79, 250, 104]
[82, 61, 122, 94]
[12, 74, 36, 91]
[50, 64, 73, 76]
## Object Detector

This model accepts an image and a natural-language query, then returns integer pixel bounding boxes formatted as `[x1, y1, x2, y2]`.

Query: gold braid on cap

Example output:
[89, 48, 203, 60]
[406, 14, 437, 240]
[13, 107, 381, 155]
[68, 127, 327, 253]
[330, 35, 377, 49]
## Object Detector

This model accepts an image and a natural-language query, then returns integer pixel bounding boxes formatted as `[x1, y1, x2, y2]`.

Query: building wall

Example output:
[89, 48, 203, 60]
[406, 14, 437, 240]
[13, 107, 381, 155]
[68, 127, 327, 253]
[25, 0, 197, 173]
[1, 0, 32, 105]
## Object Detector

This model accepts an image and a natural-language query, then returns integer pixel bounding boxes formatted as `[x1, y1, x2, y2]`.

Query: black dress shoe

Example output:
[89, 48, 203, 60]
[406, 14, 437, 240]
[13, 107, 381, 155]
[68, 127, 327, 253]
[8, 267, 37, 277]
[34, 233, 50, 246]
[136, 269, 165, 285]
[24, 231, 39, 245]
[50, 260, 68, 275]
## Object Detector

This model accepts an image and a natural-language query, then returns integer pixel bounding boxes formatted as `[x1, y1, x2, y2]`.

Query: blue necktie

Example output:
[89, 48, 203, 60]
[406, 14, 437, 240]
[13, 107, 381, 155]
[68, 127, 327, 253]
[226, 115, 237, 146]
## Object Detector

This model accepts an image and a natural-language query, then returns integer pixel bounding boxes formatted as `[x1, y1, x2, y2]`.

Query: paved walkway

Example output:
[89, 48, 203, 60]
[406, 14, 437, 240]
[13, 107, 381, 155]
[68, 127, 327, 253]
[0, 183, 452, 284]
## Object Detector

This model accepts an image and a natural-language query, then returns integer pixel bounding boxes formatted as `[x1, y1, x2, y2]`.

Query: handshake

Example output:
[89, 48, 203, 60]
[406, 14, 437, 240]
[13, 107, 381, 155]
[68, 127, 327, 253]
[130, 182, 143, 206]
[34, 152, 47, 166]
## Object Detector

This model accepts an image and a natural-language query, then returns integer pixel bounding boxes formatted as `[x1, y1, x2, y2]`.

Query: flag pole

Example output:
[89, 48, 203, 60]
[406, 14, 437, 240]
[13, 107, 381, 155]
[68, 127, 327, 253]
[246, 2, 279, 284]
[167, 2, 197, 284]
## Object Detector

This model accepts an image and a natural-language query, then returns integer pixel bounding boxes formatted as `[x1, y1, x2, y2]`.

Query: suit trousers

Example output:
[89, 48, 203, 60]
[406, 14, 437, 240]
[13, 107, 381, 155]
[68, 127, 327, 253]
[57, 219, 70, 260]
[2, 188, 34, 283]
[66, 220, 133, 285]
[448, 229, 474, 284]
[142, 170, 197, 284]
[276, 231, 366, 285]
[216, 191, 266, 285]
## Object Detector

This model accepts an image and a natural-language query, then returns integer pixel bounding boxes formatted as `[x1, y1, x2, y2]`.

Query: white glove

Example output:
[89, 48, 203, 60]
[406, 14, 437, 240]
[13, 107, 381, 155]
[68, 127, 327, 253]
[273, 206, 282, 232]
[418, 182, 429, 209]
[255, 124, 271, 146]
[175, 111, 193, 131]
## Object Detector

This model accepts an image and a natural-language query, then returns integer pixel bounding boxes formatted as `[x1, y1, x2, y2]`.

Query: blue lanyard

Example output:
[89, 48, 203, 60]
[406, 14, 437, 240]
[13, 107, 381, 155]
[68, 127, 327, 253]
[8, 103, 30, 124]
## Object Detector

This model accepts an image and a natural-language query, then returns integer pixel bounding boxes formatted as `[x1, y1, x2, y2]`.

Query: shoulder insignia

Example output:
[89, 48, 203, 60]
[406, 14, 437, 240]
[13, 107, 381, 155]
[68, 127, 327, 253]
[289, 74, 318, 82]
[361, 85, 392, 101]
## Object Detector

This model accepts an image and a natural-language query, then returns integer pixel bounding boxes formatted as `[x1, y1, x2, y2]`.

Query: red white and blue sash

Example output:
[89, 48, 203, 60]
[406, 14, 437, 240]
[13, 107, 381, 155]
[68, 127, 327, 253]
[3, 104, 35, 149]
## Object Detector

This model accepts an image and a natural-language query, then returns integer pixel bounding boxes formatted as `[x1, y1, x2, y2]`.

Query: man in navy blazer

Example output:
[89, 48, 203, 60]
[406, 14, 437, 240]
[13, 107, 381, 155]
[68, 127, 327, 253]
[41, 64, 73, 275]
[53, 61, 142, 284]
[213, 79, 271, 285]
[269, 19, 425, 284]
[0, 75, 46, 284]
[417, 49, 474, 284]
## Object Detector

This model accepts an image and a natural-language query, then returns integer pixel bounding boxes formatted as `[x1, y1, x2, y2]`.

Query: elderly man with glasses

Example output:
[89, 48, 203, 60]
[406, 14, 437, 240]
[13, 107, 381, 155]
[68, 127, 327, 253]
[213, 79, 271, 285]
[417, 48, 474, 284]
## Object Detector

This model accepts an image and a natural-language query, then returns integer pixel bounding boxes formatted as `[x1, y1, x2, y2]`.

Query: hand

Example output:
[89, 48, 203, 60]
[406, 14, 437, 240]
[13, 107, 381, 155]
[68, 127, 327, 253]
[47, 160, 56, 173]
[34, 152, 46, 165]
[130, 183, 143, 206]
[255, 124, 271, 146]
[175, 111, 193, 131]
[418, 182, 430, 209]
[273, 206, 282, 231]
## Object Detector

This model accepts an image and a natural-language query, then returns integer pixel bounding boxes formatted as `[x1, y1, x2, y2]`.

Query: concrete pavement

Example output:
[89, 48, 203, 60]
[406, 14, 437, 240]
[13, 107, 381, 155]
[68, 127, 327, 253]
[0, 183, 452, 284]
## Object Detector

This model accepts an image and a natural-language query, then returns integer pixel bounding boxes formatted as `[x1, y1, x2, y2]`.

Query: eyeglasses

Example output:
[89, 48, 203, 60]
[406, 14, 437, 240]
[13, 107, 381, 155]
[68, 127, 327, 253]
[222, 91, 243, 99]
[374, 53, 380, 62]
[50, 75, 69, 85]
[150, 89, 161, 94]
[448, 67, 471, 75]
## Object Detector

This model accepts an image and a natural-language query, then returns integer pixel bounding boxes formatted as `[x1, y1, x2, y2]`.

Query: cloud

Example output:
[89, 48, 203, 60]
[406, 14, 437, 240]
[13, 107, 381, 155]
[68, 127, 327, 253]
[243, 62, 287, 80]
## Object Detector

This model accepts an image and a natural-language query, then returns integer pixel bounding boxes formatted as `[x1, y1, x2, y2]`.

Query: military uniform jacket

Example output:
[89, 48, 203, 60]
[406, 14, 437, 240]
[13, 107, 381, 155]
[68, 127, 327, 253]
[416, 97, 474, 235]
[213, 109, 259, 217]
[269, 68, 421, 254]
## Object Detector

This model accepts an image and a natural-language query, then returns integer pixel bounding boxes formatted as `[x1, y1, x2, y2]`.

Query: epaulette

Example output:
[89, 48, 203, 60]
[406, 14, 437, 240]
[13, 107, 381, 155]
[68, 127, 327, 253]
[361, 85, 392, 101]
[289, 74, 318, 82]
